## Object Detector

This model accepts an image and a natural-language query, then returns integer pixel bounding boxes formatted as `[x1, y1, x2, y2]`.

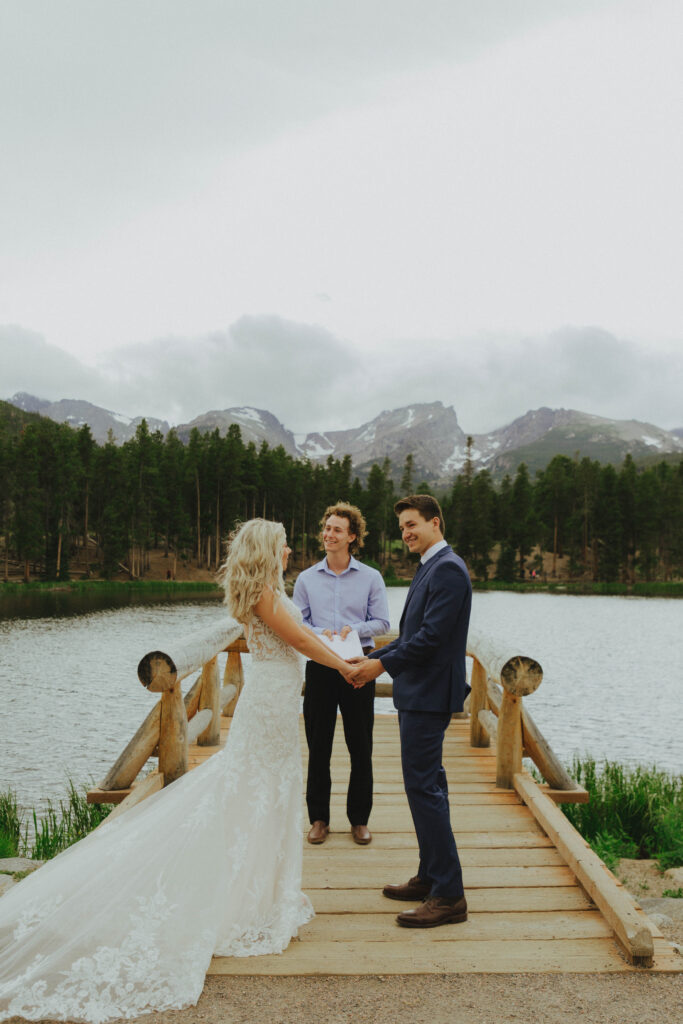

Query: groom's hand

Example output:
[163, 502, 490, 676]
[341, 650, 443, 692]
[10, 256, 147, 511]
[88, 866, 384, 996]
[348, 658, 384, 687]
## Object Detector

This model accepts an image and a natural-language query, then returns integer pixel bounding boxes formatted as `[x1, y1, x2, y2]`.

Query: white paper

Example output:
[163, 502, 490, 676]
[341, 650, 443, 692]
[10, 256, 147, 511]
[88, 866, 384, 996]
[319, 629, 364, 660]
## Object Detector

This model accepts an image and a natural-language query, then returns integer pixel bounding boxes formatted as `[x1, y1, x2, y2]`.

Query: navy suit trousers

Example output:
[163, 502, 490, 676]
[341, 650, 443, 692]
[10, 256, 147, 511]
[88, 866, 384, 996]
[398, 709, 464, 900]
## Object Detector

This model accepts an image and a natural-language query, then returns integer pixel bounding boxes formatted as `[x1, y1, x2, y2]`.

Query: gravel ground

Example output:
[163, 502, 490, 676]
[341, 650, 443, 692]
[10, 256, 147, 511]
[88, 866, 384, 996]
[4, 973, 682, 1024]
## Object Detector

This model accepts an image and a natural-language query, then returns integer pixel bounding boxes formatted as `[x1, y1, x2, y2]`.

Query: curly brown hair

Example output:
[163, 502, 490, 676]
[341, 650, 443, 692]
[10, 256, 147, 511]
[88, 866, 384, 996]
[319, 502, 367, 555]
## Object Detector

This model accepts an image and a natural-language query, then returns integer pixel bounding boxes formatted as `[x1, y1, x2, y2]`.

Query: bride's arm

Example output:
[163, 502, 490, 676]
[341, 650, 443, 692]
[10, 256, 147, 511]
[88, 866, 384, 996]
[253, 588, 355, 679]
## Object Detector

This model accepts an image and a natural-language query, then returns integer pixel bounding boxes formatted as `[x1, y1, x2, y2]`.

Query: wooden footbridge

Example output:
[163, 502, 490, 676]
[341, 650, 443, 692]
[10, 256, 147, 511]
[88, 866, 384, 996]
[88, 623, 681, 977]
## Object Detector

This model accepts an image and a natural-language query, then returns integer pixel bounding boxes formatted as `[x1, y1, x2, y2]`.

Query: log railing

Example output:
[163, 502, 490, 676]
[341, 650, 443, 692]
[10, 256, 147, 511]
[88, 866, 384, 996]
[90, 625, 583, 806]
[89, 620, 244, 803]
[374, 630, 584, 800]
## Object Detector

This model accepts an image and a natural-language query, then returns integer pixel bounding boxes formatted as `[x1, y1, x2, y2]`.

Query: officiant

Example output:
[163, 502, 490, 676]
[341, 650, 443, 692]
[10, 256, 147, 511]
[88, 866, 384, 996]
[293, 502, 390, 846]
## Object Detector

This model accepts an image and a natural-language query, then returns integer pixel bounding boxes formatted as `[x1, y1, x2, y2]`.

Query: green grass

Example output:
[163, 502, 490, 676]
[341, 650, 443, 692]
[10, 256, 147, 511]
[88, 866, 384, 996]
[0, 783, 113, 861]
[0, 789, 22, 856]
[472, 580, 682, 597]
[632, 581, 683, 597]
[0, 832, 17, 858]
[561, 758, 683, 872]
[0, 580, 220, 595]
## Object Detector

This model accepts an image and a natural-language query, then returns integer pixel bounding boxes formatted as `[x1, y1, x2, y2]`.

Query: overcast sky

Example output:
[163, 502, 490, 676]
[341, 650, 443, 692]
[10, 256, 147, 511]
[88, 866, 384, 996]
[1, 0, 682, 434]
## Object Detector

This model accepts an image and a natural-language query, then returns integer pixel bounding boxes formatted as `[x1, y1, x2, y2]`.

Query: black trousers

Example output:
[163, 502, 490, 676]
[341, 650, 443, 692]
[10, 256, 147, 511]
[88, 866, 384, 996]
[303, 660, 375, 826]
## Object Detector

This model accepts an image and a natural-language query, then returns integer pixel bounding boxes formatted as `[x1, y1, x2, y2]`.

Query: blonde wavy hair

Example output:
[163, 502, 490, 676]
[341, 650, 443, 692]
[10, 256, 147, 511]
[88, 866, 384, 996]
[217, 519, 287, 623]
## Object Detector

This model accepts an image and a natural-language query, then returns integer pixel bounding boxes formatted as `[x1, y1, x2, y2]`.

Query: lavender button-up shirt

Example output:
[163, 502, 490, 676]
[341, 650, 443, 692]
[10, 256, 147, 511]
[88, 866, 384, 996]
[292, 556, 390, 650]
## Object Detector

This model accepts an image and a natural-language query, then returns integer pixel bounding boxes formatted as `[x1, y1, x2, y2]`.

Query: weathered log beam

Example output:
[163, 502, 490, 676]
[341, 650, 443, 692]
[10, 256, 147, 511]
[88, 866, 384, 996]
[197, 656, 221, 746]
[469, 658, 490, 748]
[467, 628, 542, 698]
[99, 673, 205, 791]
[222, 650, 244, 717]
[521, 705, 577, 791]
[486, 678, 581, 793]
[464, 632, 542, 790]
[219, 683, 237, 712]
[187, 708, 212, 744]
[138, 620, 243, 691]
[514, 773, 654, 967]
[158, 681, 188, 784]
[98, 772, 164, 827]
[496, 690, 523, 788]
[478, 708, 498, 742]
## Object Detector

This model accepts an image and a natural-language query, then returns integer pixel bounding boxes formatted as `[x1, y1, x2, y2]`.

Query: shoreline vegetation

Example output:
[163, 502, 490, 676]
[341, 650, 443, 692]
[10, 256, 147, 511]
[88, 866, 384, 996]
[2, 759, 681, 873]
[1, 576, 682, 601]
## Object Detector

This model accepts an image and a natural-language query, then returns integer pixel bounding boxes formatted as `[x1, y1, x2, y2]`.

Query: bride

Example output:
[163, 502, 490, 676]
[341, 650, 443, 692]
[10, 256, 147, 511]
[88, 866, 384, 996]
[0, 519, 357, 1023]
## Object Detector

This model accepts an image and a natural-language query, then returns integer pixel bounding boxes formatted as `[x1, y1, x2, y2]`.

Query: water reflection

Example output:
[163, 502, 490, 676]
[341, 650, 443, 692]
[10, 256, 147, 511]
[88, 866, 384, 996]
[0, 591, 681, 814]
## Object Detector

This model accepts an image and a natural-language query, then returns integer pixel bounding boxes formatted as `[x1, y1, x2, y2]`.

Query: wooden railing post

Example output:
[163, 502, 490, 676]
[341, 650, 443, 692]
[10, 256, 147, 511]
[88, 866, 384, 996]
[222, 648, 245, 717]
[466, 631, 543, 790]
[496, 657, 542, 788]
[496, 690, 523, 788]
[469, 657, 490, 748]
[197, 655, 221, 746]
[158, 680, 188, 784]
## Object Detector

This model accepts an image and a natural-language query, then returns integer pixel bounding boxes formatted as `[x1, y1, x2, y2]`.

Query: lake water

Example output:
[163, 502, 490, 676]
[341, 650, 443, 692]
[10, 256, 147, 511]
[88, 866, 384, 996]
[0, 590, 681, 813]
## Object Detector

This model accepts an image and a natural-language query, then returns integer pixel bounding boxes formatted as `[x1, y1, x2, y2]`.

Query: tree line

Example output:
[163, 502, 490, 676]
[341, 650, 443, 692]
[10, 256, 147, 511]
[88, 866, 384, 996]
[0, 416, 681, 583]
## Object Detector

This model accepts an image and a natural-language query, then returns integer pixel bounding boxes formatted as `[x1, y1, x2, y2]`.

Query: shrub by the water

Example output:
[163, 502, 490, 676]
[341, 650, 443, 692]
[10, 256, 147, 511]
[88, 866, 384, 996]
[0, 782, 112, 861]
[0, 790, 23, 857]
[561, 758, 683, 871]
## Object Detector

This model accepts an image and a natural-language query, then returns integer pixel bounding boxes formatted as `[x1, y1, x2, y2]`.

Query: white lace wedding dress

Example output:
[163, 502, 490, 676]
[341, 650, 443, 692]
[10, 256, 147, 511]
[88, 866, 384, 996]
[0, 597, 313, 1023]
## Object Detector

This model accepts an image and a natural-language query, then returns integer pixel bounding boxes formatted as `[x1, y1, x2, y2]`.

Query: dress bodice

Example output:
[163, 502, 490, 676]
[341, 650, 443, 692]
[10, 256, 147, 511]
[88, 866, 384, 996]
[246, 594, 302, 662]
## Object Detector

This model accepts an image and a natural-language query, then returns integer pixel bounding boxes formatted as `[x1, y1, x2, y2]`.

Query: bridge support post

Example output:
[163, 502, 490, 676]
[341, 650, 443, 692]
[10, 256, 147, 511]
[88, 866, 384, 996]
[222, 649, 245, 717]
[469, 658, 490, 748]
[197, 656, 221, 746]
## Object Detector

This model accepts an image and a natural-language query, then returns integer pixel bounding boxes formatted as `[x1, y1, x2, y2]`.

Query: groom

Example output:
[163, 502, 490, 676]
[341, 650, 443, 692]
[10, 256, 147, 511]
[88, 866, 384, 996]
[349, 494, 472, 927]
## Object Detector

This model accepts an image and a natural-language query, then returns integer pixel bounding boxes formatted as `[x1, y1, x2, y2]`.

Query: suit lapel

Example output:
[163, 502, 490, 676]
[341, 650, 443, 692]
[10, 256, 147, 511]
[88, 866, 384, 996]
[399, 547, 451, 628]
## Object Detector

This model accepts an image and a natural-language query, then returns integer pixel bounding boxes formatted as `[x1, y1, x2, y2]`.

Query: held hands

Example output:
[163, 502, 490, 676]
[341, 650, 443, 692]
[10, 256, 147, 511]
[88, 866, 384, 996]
[345, 656, 384, 688]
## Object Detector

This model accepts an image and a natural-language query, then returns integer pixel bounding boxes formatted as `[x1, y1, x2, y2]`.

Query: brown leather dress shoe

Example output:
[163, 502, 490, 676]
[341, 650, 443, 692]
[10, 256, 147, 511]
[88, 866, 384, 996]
[396, 895, 468, 928]
[382, 875, 431, 901]
[307, 820, 329, 844]
[351, 824, 372, 845]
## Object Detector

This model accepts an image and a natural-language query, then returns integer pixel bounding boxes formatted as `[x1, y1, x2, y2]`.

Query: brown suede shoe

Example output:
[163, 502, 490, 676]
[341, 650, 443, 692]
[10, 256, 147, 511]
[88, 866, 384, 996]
[351, 824, 372, 845]
[307, 820, 329, 844]
[396, 895, 468, 928]
[382, 875, 431, 901]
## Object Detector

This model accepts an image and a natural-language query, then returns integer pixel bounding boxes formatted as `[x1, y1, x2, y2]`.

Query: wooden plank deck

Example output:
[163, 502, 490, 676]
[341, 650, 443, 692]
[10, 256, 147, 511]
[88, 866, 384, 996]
[191, 714, 679, 975]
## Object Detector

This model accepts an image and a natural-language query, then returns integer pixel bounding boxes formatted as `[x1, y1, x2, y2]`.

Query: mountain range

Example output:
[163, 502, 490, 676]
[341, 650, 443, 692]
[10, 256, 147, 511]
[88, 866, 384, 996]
[7, 392, 683, 484]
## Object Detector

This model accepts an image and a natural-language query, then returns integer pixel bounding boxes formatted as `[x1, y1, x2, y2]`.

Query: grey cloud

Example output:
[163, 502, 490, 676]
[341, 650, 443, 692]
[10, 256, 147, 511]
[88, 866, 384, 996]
[4, 320, 680, 439]
[0, 326, 105, 405]
[94, 315, 366, 431]
[367, 327, 682, 434]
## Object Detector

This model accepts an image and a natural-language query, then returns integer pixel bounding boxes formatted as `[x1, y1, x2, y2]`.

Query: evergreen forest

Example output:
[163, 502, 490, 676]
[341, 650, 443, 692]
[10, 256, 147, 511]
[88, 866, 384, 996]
[1, 412, 682, 584]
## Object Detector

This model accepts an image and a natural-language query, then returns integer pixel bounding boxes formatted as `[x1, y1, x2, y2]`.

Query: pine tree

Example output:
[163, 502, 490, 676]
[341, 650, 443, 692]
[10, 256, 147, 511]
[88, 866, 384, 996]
[400, 453, 414, 495]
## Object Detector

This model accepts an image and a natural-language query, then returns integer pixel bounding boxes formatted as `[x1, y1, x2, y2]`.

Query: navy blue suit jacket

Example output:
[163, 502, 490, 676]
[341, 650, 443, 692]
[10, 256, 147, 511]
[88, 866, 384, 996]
[371, 546, 471, 713]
